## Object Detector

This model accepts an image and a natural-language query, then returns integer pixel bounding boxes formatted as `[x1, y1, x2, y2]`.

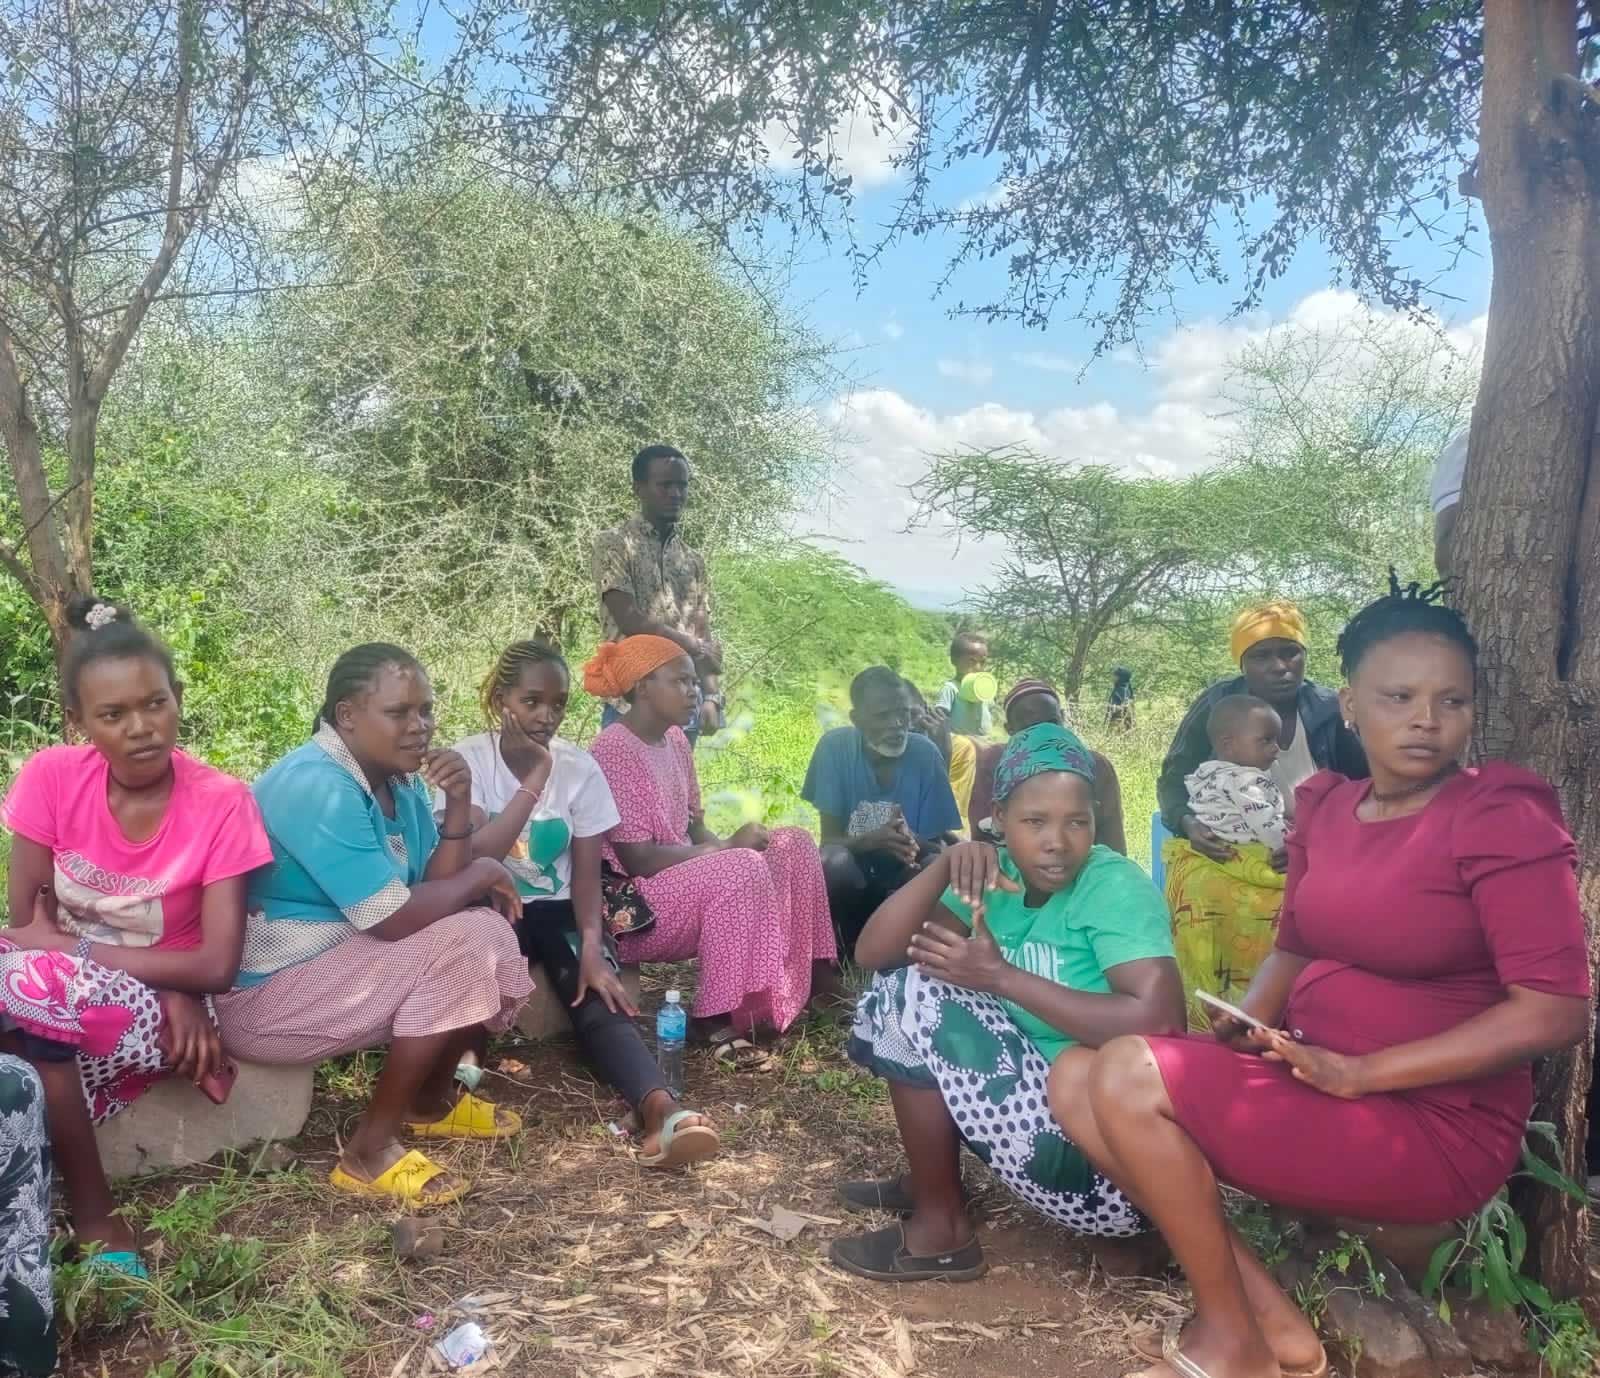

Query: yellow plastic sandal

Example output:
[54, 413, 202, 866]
[328, 1150, 468, 1207]
[403, 1092, 522, 1141]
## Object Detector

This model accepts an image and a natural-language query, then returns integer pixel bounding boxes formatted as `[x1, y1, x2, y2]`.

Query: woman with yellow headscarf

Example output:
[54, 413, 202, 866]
[1155, 601, 1368, 1022]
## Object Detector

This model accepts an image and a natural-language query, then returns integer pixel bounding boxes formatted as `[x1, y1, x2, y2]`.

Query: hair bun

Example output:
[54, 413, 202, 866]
[64, 595, 127, 633]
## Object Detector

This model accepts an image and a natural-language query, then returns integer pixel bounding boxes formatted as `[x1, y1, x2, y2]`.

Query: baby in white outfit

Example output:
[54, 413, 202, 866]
[1184, 693, 1288, 851]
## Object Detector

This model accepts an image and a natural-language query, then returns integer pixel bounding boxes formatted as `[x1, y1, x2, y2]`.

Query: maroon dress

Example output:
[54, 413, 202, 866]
[1147, 764, 1590, 1223]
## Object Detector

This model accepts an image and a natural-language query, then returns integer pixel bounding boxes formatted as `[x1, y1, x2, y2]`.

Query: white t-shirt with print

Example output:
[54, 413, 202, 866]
[441, 734, 621, 901]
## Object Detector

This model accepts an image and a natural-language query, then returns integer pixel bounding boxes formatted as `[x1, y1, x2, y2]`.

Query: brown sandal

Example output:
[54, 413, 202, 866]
[1131, 1318, 1328, 1378]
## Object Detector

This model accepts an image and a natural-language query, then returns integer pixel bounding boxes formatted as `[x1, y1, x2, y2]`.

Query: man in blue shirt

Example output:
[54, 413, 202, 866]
[802, 666, 963, 952]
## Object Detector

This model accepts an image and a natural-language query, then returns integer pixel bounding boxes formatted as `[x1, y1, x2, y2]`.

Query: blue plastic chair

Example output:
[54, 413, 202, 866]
[1149, 811, 1174, 891]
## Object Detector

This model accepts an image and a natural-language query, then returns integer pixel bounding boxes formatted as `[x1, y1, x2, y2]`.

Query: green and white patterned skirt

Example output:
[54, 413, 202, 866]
[848, 966, 1143, 1238]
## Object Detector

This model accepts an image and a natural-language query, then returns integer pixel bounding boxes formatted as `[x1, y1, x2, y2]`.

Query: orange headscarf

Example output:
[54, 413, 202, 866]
[583, 635, 688, 699]
[1229, 601, 1309, 664]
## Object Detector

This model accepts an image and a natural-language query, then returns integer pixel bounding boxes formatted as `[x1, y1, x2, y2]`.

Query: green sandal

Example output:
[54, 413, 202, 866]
[87, 1249, 149, 1281]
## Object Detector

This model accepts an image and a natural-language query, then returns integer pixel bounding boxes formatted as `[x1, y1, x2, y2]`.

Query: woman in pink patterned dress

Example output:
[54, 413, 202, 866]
[585, 636, 837, 1067]
[0, 598, 273, 1278]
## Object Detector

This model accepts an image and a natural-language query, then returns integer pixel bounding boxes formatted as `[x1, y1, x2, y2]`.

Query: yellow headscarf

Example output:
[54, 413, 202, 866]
[1229, 602, 1308, 664]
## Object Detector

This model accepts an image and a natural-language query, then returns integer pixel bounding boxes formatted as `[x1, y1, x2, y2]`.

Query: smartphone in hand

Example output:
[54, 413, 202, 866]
[1195, 989, 1269, 1033]
[197, 1060, 238, 1106]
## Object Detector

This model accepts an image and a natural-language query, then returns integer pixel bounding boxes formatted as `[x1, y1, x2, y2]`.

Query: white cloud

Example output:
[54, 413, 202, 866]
[804, 290, 1487, 598]
[760, 92, 912, 191]
[1013, 350, 1077, 374]
[882, 319, 904, 341]
[958, 179, 1013, 212]
[936, 358, 994, 385]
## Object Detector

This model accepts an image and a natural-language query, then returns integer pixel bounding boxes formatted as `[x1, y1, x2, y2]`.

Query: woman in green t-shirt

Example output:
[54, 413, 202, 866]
[830, 722, 1185, 1283]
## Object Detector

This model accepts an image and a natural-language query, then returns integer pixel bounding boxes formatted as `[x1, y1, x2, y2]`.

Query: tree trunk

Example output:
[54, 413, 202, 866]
[1462, 0, 1600, 1295]
[0, 322, 84, 650]
[1061, 622, 1094, 703]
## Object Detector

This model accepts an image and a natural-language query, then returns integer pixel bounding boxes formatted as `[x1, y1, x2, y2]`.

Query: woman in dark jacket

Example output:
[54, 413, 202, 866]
[1155, 603, 1368, 1019]
[1157, 602, 1366, 863]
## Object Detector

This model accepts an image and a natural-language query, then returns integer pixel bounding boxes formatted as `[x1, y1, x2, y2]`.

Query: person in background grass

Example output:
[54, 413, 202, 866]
[969, 680, 1128, 856]
[1106, 666, 1135, 733]
[1051, 579, 1591, 1378]
[446, 638, 720, 1169]
[0, 598, 274, 1280]
[217, 644, 532, 1209]
[905, 678, 977, 835]
[586, 635, 839, 1072]
[830, 722, 1183, 1283]
[805, 666, 964, 953]
[934, 631, 993, 737]
[592, 445, 724, 745]
[1158, 601, 1366, 869]
[0, 1055, 54, 1375]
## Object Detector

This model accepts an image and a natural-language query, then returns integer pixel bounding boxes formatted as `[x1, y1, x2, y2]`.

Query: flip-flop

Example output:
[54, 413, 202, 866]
[86, 1249, 149, 1281]
[1131, 1318, 1328, 1378]
[638, 1108, 721, 1169]
[827, 1222, 987, 1282]
[328, 1150, 468, 1207]
[403, 1092, 521, 1140]
[708, 1027, 773, 1072]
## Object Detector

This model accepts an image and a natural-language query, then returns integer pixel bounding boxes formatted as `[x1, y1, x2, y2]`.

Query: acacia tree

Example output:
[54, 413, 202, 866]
[910, 450, 1247, 700]
[267, 170, 832, 650]
[927, 321, 1470, 700]
[0, 0, 486, 645]
[498, 0, 1599, 1289]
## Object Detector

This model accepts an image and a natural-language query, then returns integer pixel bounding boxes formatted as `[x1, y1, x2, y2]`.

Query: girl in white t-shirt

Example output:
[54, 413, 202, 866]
[443, 641, 719, 1169]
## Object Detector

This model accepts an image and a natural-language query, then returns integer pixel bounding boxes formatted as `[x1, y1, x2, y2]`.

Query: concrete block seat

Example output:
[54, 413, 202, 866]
[94, 1059, 315, 1179]
[515, 963, 643, 1040]
[94, 962, 644, 1176]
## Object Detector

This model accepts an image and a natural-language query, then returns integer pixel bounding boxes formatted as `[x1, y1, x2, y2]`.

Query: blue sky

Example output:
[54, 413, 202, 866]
[769, 127, 1493, 605]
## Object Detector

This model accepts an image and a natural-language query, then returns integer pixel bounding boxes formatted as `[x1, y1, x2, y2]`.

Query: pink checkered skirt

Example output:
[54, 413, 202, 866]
[214, 908, 532, 1065]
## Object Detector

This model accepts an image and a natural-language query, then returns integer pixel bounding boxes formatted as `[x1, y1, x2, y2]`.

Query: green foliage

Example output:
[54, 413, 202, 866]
[0, 346, 335, 776]
[712, 546, 951, 702]
[911, 317, 1472, 707]
[911, 446, 1252, 700]
[56, 1163, 380, 1376]
[1420, 1124, 1599, 1377]
[268, 169, 834, 649]
[499, 1, 1541, 342]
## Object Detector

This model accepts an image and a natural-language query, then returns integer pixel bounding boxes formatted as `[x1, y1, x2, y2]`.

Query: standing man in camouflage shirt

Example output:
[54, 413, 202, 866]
[591, 445, 724, 744]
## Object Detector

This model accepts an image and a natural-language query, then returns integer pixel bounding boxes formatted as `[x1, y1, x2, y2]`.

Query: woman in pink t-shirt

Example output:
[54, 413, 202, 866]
[0, 598, 272, 1277]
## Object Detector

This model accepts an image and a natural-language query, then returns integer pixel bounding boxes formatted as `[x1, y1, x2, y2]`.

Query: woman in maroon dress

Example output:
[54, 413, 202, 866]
[1049, 579, 1592, 1378]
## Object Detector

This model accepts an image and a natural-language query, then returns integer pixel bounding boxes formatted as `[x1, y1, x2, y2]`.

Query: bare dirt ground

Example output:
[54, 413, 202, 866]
[56, 985, 1187, 1378]
[50, 972, 1600, 1378]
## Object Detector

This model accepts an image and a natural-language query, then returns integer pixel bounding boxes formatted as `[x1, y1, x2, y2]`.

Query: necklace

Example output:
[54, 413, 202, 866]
[1370, 761, 1460, 805]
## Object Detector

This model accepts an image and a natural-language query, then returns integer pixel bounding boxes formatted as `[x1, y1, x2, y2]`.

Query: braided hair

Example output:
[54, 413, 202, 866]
[1336, 572, 1478, 679]
[316, 643, 423, 735]
[479, 640, 568, 725]
[60, 595, 177, 712]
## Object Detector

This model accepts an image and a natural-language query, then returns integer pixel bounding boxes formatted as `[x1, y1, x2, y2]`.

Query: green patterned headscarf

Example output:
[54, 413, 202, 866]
[994, 722, 1095, 802]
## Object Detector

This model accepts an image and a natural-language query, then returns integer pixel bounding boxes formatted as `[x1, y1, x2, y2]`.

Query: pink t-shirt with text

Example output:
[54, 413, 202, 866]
[1, 745, 273, 951]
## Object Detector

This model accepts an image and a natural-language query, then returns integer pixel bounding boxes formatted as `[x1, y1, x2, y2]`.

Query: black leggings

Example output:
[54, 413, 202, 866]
[517, 900, 667, 1111]
[819, 844, 929, 955]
